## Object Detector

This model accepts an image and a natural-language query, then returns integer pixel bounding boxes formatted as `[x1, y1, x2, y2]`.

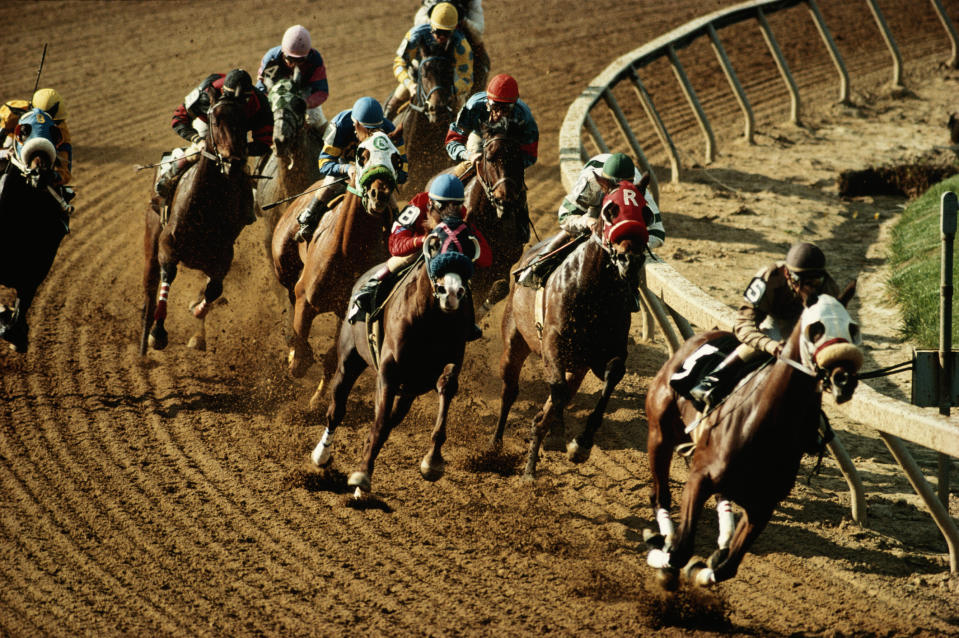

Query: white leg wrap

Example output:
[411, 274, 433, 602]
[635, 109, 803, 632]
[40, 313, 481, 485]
[647, 548, 671, 569]
[717, 499, 735, 549]
[310, 428, 334, 466]
[695, 567, 717, 586]
[656, 507, 675, 538]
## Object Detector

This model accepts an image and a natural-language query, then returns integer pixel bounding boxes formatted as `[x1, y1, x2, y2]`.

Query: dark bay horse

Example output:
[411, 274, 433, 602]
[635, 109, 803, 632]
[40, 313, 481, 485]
[395, 55, 456, 192]
[492, 186, 650, 479]
[461, 117, 528, 318]
[309, 235, 477, 498]
[0, 108, 70, 353]
[140, 91, 252, 354]
[274, 132, 402, 397]
[644, 289, 863, 588]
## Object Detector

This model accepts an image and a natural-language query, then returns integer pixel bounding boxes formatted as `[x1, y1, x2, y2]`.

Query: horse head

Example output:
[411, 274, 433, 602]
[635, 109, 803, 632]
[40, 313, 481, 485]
[798, 286, 863, 404]
[414, 56, 455, 125]
[12, 108, 59, 188]
[475, 117, 525, 219]
[597, 179, 650, 281]
[424, 221, 477, 313]
[354, 131, 401, 215]
[268, 70, 308, 160]
[206, 90, 249, 175]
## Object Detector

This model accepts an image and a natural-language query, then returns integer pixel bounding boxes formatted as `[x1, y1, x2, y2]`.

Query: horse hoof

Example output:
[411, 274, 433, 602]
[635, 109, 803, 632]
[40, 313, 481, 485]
[288, 350, 314, 378]
[566, 439, 592, 464]
[419, 456, 445, 482]
[647, 547, 671, 569]
[708, 547, 729, 570]
[149, 331, 168, 351]
[682, 557, 713, 586]
[656, 567, 680, 591]
[347, 471, 371, 492]
[311, 443, 332, 467]
[187, 335, 206, 351]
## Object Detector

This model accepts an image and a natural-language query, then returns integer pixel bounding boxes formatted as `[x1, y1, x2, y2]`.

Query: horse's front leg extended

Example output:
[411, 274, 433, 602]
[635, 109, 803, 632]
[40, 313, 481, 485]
[187, 277, 224, 351]
[149, 262, 178, 351]
[422, 363, 459, 481]
[707, 504, 773, 585]
[288, 281, 317, 378]
[649, 466, 713, 590]
[492, 309, 531, 448]
[312, 347, 368, 467]
[348, 367, 400, 495]
[569, 357, 621, 463]
[524, 380, 569, 479]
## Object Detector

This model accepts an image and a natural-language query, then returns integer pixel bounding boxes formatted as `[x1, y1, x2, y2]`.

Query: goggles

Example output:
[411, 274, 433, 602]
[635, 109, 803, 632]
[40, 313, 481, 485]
[284, 54, 307, 64]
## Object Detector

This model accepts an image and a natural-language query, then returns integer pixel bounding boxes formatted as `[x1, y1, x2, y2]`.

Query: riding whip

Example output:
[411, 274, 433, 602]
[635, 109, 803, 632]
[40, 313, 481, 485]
[511, 234, 586, 275]
[133, 150, 202, 171]
[33, 44, 47, 94]
[261, 177, 349, 210]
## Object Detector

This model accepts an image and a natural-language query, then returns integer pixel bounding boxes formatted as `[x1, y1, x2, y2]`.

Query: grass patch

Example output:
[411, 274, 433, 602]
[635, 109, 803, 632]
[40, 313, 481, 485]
[888, 174, 959, 347]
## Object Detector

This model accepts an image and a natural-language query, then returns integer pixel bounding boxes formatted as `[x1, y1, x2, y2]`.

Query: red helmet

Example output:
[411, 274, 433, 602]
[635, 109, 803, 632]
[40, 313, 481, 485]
[486, 74, 519, 103]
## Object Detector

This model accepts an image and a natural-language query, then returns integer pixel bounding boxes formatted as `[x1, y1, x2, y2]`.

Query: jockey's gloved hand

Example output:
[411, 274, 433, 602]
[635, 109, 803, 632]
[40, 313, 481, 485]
[404, 78, 416, 94]
[0, 148, 9, 161]
[469, 151, 482, 165]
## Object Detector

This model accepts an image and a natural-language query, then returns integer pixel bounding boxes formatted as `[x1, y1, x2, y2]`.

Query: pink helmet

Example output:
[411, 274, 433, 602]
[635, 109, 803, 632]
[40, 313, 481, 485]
[282, 25, 312, 58]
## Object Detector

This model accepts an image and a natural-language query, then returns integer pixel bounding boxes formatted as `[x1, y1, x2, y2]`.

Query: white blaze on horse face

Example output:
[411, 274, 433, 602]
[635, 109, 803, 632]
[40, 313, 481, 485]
[355, 131, 399, 184]
[799, 295, 862, 371]
[435, 272, 465, 313]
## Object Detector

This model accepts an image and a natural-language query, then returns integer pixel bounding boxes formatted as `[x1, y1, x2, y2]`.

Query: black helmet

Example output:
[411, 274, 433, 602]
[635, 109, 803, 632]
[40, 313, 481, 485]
[785, 241, 826, 275]
[222, 69, 253, 98]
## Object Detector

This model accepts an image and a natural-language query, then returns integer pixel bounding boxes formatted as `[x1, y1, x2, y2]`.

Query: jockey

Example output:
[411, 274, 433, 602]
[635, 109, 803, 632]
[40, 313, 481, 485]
[445, 73, 538, 242]
[414, 0, 489, 92]
[688, 241, 841, 409]
[347, 174, 490, 340]
[153, 69, 272, 224]
[384, 2, 473, 121]
[516, 152, 664, 294]
[294, 97, 408, 242]
[256, 24, 329, 133]
[1, 88, 73, 190]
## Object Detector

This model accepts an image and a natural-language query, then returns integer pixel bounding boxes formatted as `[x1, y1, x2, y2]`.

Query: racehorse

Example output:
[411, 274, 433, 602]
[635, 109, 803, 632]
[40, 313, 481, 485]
[394, 55, 456, 192]
[275, 132, 402, 394]
[491, 188, 649, 479]
[309, 231, 477, 497]
[0, 108, 70, 353]
[644, 288, 862, 588]
[460, 117, 528, 318]
[140, 90, 252, 355]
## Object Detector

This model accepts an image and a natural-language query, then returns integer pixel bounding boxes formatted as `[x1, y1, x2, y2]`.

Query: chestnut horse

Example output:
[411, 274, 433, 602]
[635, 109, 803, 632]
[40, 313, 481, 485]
[140, 92, 252, 354]
[461, 117, 529, 318]
[309, 234, 477, 497]
[491, 191, 649, 479]
[0, 108, 70, 353]
[274, 132, 401, 395]
[644, 289, 862, 588]
[394, 55, 456, 192]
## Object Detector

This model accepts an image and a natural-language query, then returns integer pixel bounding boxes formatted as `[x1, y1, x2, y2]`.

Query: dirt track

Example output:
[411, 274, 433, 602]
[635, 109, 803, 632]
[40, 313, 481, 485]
[3, 1, 959, 635]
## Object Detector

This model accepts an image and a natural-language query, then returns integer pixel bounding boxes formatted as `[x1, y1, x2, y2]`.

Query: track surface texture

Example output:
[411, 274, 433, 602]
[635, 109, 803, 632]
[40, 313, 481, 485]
[3, 1, 959, 635]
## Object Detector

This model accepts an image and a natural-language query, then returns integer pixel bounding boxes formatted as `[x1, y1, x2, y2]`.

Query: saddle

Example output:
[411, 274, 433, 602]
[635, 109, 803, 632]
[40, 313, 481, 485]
[363, 257, 423, 369]
[669, 334, 767, 413]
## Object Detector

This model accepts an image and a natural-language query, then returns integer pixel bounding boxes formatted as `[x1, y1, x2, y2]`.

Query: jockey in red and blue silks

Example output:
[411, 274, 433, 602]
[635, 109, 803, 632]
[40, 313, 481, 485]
[256, 24, 329, 132]
[388, 191, 491, 265]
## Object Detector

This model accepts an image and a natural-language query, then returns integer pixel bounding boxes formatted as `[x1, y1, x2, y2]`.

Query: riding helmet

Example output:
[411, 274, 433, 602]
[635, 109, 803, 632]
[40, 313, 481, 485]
[351, 97, 384, 128]
[430, 3, 459, 31]
[282, 24, 312, 58]
[222, 69, 253, 98]
[486, 74, 519, 103]
[785, 242, 826, 274]
[601, 153, 635, 182]
[32, 88, 67, 121]
[429, 174, 465, 202]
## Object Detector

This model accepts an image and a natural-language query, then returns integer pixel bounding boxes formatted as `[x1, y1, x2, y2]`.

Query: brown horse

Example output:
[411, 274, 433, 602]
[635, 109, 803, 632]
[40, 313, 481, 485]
[274, 132, 402, 395]
[394, 55, 456, 193]
[309, 232, 477, 497]
[461, 117, 529, 318]
[491, 189, 649, 479]
[0, 108, 71, 353]
[644, 288, 863, 588]
[140, 92, 252, 354]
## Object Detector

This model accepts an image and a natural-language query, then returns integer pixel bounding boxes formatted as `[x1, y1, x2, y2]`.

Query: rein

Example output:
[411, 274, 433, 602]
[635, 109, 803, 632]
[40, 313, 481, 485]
[408, 56, 453, 117]
[475, 135, 522, 205]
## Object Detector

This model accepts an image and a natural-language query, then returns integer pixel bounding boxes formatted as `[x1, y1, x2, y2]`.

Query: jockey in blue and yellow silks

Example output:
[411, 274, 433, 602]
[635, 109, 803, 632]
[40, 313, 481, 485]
[383, 2, 473, 121]
[294, 97, 408, 243]
[1, 89, 72, 188]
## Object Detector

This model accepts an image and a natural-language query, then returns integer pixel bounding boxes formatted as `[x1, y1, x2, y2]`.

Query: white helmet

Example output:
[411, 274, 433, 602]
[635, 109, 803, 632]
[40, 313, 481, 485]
[281, 25, 312, 58]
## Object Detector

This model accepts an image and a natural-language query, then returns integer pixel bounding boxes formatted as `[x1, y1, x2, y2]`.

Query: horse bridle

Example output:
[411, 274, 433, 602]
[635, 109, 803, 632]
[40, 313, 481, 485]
[407, 56, 454, 118]
[475, 134, 524, 208]
[205, 98, 248, 173]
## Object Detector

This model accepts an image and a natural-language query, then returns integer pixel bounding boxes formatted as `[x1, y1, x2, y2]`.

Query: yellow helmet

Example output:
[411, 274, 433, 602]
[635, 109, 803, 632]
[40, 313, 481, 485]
[32, 88, 67, 121]
[430, 2, 459, 31]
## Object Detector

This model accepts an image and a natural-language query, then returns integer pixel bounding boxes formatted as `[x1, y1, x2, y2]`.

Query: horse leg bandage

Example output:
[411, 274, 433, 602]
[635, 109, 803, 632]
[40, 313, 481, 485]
[155, 282, 170, 321]
[717, 499, 735, 549]
[656, 507, 675, 539]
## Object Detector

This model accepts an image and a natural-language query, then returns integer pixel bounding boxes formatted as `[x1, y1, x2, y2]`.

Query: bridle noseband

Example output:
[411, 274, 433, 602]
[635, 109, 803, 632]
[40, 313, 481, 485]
[475, 134, 523, 209]
[407, 56, 454, 119]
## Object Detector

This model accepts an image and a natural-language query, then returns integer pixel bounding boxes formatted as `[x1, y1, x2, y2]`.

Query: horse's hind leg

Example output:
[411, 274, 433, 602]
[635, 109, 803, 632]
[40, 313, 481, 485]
[187, 276, 225, 350]
[650, 466, 713, 590]
[568, 357, 624, 464]
[349, 368, 401, 495]
[704, 504, 773, 586]
[421, 363, 459, 481]
[140, 212, 162, 355]
[308, 338, 341, 411]
[524, 380, 570, 479]
[149, 262, 178, 351]
[1, 287, 35, 353]
[288, 285, 318, 378]
[491, 305, 531, 448]
[311, 343, 366, 467]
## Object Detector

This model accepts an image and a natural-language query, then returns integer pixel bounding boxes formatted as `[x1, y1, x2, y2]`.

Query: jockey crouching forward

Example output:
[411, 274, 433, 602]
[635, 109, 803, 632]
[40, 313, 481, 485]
[294, 97, 408, 242]
[687, 241, 840, 410]
[415, 0, 489, 91]
[384, 2, 473, 121]
[445, 73, 538, 242]
[153, 69, 272, 224]
[347, 174, 490, 341]
[516, 152, 664, 306]
[256, 24, 329, 134]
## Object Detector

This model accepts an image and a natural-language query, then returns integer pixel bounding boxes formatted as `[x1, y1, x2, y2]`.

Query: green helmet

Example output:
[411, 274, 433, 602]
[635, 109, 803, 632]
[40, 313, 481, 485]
[601, 153, 635, 181]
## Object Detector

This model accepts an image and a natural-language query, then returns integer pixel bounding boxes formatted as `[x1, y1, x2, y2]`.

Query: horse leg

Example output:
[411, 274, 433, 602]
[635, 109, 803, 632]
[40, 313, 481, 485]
[491, 308, 531, 448]
[311, 346, 367, 467]
[187, 277, 223, 351]
[149, 262, 177, 351]
[646, 404, 682, 550]
[568, 356, 624, 463]
[421, 363, 459, 481]
[1, 287, 35, 353]
[648, 466, 713, 590]
[706, 497, 737, 569]
[308, 338, 341, 412]
[288, 283, 317, 378]
[699, 503, 773, 586]
[524, 380, 570, 479]
[348, 368, 399, 495]
[140, 214, 162, 356]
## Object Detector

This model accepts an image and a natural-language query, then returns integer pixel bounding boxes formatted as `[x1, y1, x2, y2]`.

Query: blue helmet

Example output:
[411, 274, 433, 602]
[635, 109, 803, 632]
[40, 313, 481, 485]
[428, 174, 465, 202]
[351, 97, 384, 128]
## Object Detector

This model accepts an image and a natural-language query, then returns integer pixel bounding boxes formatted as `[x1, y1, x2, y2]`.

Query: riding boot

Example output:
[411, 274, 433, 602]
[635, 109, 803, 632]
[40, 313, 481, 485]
[155, 155, 193, 205]
[516, 231, 571, 289]
[294, 196, 328, 243]
[348, 266, 393, 324]
[688, 352, 748, 410]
